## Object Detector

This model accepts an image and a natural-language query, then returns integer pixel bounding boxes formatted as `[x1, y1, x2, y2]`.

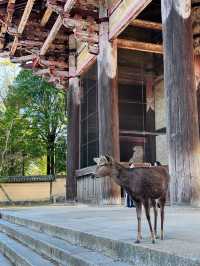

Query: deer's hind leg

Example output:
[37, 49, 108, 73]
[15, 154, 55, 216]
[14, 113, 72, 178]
[159, 197, 166, 240]
[135, 201, 142, 243]
[151, 199, 158, 239]
[143, 199, 156, 244]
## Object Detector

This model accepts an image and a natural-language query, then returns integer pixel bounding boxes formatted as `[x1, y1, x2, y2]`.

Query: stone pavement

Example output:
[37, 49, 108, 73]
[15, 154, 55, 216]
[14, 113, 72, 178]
[1, 204, 200, 265]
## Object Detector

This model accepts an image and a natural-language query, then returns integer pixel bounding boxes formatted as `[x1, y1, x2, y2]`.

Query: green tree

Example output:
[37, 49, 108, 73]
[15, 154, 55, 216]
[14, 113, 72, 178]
[0, 69, 67, 176]
[0, 87, 44, 175]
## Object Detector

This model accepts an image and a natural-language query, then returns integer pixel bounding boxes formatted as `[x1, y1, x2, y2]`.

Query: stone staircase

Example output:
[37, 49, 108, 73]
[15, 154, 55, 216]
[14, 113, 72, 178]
[0, 213, 131, 266]
[0, 212, 199, 266]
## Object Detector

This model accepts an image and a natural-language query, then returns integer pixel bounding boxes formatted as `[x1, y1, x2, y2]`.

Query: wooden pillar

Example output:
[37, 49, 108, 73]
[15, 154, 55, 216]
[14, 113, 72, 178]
[66, 35, 80, 201]
[161, 0, 200, 205]
[194, 56, 200, 136]
[97, 5, 121, 204]
[145, 76, 156, 163]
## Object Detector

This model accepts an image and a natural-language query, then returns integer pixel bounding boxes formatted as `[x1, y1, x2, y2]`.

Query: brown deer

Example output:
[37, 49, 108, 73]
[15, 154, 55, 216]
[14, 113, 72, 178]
[94, 155, 170, 244]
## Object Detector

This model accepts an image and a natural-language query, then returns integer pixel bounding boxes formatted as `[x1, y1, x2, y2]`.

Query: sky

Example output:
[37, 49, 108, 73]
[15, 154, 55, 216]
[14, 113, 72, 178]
[0, 58, 21, 110]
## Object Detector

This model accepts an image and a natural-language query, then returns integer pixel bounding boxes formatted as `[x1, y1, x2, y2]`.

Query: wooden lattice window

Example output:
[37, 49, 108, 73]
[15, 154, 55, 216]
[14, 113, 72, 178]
[80, 63, 99, 168]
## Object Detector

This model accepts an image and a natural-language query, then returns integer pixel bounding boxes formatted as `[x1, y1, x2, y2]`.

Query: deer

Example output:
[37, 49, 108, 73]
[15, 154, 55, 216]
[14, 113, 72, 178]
[94, 155, 170, 244]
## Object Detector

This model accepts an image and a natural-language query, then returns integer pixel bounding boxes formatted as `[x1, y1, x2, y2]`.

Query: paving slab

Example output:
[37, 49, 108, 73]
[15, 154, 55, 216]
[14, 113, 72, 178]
[1, 205, 200, 265]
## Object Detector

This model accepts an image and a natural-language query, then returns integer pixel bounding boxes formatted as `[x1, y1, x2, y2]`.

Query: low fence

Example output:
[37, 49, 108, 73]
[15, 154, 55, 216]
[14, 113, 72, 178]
[76, 166, 122, 205]
[0, 175, 66, 205]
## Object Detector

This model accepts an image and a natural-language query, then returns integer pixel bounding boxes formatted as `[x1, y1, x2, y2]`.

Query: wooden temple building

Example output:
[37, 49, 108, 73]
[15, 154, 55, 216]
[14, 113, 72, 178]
[1, 0, 200, 206]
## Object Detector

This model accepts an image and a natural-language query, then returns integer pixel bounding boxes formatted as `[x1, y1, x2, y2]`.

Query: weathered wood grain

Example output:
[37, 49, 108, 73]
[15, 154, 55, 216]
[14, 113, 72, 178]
[117, 39, 163, 54]
[97, 5, 121, 204]
[66, 34, 80, 201]
[161, 0, 200, 205]
[109, 0, 152, 39]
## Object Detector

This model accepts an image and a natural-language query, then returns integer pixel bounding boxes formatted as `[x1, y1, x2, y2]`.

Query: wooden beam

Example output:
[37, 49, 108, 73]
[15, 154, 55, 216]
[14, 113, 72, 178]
[10, 0, 36, 55]
[109, 0, 152, 40]
[76, 44, 96, 75]
[39, 59, 68, 69]
[19, 39, 43, 47]
[74, 30, 98, 43]
[40, 0, 76, 56]
[63, 17, 98, 31]
[117, 38, 163, 54]
[130, 19, 162, 31]
[15, 56, 68, 69]
[40, 7, 53, 27]
[10, 54, 37, 63]
[33, 68, 68, 78]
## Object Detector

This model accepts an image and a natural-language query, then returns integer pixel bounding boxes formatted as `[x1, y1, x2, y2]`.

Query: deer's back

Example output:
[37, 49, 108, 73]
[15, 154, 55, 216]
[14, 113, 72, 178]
[126, 166, 170, 200]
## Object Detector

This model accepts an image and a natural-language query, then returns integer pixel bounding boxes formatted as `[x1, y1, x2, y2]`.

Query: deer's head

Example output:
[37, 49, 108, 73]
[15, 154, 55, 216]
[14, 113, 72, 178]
[93, 155, 114, 177]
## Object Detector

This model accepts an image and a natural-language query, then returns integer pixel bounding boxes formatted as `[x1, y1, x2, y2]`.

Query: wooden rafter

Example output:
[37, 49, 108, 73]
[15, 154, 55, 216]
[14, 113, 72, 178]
[40, 0, 76, 56]
[10, 0, 36, 55]
[109, 0, 152, 40]
[117, 38, 163, 54]
[41, 7, 53, 27]
[130, 19, 162, 31]
[11, 54, 68, 69]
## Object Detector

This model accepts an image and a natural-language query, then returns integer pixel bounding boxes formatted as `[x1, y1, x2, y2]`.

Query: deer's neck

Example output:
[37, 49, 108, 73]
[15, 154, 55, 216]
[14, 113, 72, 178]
[110, 162, 130, 187]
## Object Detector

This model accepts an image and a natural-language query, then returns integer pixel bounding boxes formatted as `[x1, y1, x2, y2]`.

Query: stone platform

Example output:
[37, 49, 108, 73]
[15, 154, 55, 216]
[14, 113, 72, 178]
[0, 205, 200, 265]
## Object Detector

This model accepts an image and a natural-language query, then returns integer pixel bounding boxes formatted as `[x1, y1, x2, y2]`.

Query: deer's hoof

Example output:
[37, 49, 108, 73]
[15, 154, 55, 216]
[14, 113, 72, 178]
[152, 239, 156, 244]
[135, 239, 140, 244]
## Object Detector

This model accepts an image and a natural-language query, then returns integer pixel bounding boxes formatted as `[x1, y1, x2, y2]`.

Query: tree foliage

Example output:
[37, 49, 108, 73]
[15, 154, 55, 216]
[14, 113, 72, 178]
[0, 69, 67, 176]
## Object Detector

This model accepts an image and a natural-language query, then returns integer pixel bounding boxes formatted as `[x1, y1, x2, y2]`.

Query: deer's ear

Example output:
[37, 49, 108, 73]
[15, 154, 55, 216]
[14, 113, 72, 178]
[105, 155, 114, 164]
[93, 157, 100, 164]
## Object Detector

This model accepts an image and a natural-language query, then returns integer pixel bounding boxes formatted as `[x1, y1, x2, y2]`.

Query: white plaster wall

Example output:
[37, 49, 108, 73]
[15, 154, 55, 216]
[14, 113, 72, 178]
[154, 78, 168, 165]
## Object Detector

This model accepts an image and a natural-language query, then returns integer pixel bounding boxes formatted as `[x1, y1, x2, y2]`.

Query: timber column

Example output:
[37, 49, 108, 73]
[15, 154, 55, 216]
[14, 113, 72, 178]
[97, 4, 121, 204]
[161, 0, 200, 205]
[66, 35, 80, 201]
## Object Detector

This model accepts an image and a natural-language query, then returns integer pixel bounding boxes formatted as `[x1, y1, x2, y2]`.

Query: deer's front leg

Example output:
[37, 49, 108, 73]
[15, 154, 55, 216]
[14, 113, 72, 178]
[143, 199, 156, 244]
[135, 201, 142, 243]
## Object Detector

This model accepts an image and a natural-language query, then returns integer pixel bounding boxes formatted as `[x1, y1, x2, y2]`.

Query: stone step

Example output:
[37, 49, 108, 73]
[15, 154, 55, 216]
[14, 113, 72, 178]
[0, 232, 56, 266]
[2, 213, 200, 266]
[0, 219, 131, 266]
[0, 251, 13, 266]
